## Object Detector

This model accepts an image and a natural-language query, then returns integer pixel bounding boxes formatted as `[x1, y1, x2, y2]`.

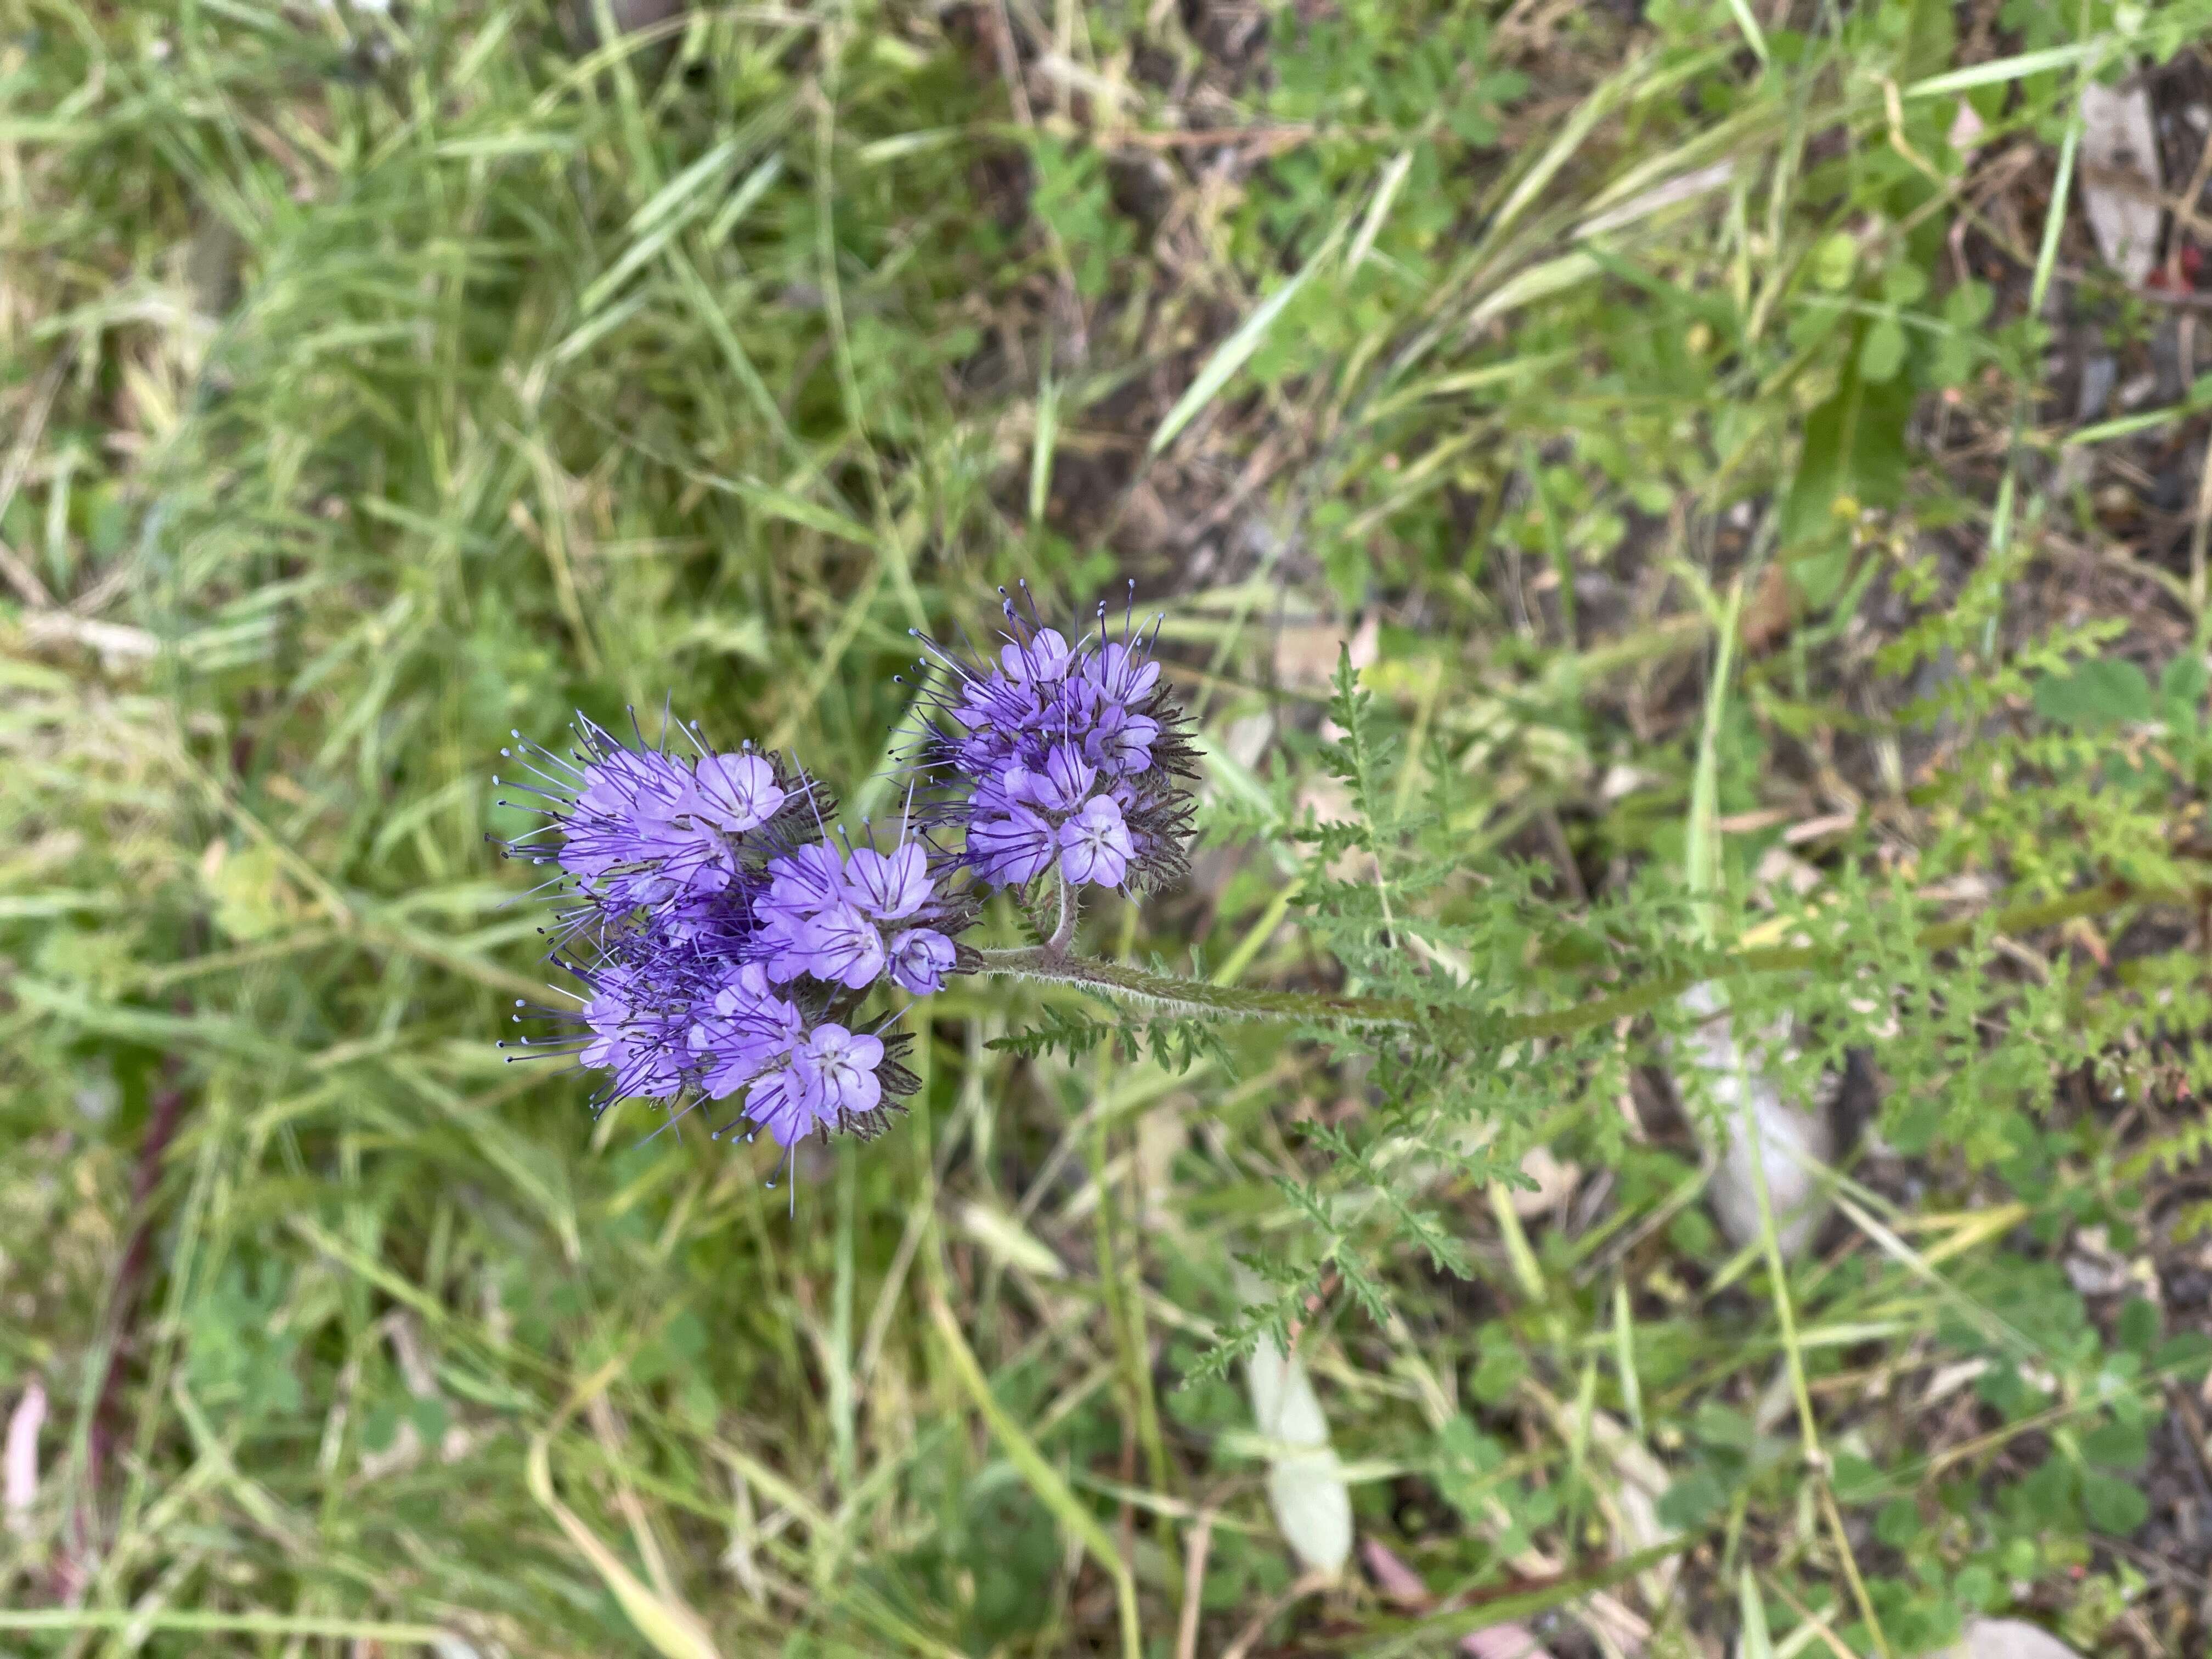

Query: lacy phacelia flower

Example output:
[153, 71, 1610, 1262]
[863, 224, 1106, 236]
[1058, 794, 1134, 888]
[574, 958, 692, 1103]
[753, 834, 963, 995]
[691, 962, 804, 1102]
[906, 591, 1195, 895]
[495, 714, 950, 1148]
[495, 716, 805, 927]
[690, 967, 898, 1146]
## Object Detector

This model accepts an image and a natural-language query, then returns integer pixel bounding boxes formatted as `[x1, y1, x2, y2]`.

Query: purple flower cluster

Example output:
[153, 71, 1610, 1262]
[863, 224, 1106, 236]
[495, 715, 947, 1148]
[908, 591, 1196, 898]
[495, 595, 1198, 1162]
[563, 940, 910, 1148]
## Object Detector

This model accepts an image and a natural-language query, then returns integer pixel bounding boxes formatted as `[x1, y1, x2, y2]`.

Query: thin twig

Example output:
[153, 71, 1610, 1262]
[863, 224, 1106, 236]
[1220, 1567, 1334, 1659]
[1174, 1503, 1219, 1659]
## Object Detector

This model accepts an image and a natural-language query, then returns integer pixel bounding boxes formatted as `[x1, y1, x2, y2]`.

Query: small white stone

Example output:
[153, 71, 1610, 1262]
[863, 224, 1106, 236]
[1932, 1618, 2086, 1659]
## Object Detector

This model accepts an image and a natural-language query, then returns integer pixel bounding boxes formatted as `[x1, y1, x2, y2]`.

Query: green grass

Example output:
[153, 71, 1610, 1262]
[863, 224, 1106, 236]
[5, 0, 2212, 1654]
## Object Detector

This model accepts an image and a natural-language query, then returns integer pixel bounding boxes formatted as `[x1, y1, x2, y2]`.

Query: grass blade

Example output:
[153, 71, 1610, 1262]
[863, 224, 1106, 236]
[928, 1288, 1142, 1659]
[1150, 222, 1347, 454]
[526, 1431, 723, 1659]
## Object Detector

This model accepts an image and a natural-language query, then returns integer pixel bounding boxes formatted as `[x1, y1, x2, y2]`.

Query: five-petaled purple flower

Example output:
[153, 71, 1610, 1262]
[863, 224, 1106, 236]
[741, 1024, 887, 1147]
[1058, 794, 1135, 888]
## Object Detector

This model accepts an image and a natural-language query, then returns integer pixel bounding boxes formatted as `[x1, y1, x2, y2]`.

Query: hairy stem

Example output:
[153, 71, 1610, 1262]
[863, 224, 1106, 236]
[973, 945, 1420, 1023]
[1047, 873, 1077, 953]
[973, 874, 2195, 1037]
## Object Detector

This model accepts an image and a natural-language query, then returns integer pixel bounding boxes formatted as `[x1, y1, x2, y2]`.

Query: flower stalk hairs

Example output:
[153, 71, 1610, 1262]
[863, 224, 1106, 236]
[494, 589, 1274, 1173]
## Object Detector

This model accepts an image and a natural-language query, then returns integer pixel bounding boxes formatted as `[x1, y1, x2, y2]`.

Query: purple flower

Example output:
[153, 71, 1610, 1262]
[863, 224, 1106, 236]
[681, 752, 785, 833]
[758, 840, 847, 926]
[737, 1020, 906, 1146]
[1002, 627, 1073, 684]
[575, 747, 687, 825]
[1081, 702, 1159, 776]
[692, 963, 803, 1099]
[887, 928, 957, 995]
[738, 1021, 888, 1147]
[847, 841, 930, 921]
[495, 718, 820, 926]
[754, 844, 848, 983]
[753, 830, 969, 995]
[967, 805, 1058, 885]
[577, 965, 687, 1099]
[793, 1024, 885, 1120]
[561, 748, 695, 882]
[742, 1063, 817, 1148]
[793, 900, 889, 989]
[500, 712, 958, 1155]
[1083, 640, 1161, 707]
[1032, 744, 1097, 811]
[1058, 794, 1134, 888]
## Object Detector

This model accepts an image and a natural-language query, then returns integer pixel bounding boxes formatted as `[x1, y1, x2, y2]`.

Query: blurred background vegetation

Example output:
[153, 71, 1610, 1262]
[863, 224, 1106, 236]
[6, 0, 2212, 1653]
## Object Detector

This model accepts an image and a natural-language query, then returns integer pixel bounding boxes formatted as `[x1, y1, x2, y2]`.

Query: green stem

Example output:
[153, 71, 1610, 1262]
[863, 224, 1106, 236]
[972, 945, 1419, 1023]
[972, 875, 2190, 1037]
